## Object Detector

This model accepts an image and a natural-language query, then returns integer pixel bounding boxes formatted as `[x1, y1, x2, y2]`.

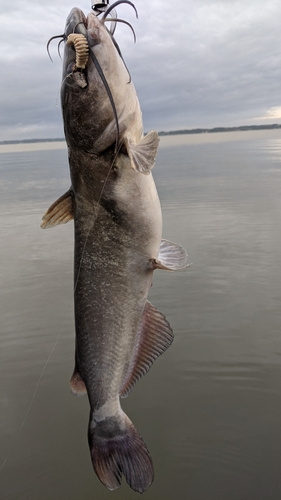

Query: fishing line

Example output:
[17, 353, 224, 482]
[0, 296, 73, 472]
[73, 142, 123, 295]
[0, 36, 85, 476]
[87, 45, 120, 152]
[55, 73, 74, 118]
[48, 40, 73, 119]
[1, 3, 127, 473]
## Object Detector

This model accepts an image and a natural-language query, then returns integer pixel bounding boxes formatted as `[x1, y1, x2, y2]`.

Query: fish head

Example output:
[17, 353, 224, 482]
[61, 7, 142, 154]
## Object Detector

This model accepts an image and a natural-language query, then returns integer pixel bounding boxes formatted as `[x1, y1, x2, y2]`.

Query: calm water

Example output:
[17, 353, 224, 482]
[1, 131, 281, 499]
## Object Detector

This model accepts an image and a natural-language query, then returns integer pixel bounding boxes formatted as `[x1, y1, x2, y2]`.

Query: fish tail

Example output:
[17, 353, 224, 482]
[88, 410, 154, 493]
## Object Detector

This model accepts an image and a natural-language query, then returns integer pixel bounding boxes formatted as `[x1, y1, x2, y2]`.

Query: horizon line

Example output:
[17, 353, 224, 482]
[1, 123, 280, 145]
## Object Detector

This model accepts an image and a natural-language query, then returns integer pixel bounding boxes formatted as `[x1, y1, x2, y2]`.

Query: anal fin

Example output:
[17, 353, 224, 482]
[120, 301, 174, 398]
[41, 189, 74, 229]
[152, 238, 189, 271]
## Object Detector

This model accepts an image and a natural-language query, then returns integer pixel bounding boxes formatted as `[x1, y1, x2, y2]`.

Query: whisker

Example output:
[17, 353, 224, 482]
[73, 21, 86, 34]
[104, 18, 136, 43]
[101, 0, 138, 22]
[47, 34, 65, 62]
[58, 38, 64, 60]
[110, 35, 132, 83]
[87, 39, 120, 152]
[106, 8, 117, 35]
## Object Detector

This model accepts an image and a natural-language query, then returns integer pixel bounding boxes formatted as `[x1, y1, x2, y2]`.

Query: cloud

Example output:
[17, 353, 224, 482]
[255, 106, 281, 121]
[0, 0, 280, 140]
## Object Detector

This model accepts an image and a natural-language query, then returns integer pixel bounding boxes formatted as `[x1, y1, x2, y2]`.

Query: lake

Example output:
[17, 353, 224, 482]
[1, 130, 281, 499]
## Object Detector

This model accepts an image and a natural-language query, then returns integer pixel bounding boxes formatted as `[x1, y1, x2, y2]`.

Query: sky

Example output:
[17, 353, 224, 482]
[0, 0, 280, 140]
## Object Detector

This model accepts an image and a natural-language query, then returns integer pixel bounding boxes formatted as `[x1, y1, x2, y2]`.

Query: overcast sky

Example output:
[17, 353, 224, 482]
[0, 0, 280, 140]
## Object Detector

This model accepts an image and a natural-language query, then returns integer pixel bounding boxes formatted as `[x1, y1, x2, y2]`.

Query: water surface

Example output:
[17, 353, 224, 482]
[1, 130, 281, 499]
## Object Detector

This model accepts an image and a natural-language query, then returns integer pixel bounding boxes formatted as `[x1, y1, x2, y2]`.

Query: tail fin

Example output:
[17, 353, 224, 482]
[88, 411, 154, 493]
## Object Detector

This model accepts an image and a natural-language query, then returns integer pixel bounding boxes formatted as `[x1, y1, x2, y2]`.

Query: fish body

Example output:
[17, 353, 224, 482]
[42, 6, 188, 493]
[62, 8, 143, 155]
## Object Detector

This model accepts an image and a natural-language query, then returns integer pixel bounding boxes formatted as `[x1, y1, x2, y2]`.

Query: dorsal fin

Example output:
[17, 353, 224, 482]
[125, 131, 160, 174]
[120, 301, 174, 398]
[152, 239, 189, 271]
[41, 189, 74, 228]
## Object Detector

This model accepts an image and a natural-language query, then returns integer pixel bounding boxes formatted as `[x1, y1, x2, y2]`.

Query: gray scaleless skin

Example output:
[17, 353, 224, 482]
[41, 6, 188, 493]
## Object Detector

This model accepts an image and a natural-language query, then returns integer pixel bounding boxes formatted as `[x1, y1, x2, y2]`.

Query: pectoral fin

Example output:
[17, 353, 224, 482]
[41, 189, 74, 229]
[125, 131, 160, 174]
[152, 238, 189, 271]
[120, 301, 174, 398]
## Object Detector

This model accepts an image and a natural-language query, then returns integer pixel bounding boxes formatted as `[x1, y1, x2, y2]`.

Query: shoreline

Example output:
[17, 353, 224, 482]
[0, 141, 67, 154]
[0, 128, 280, 154]
[159, 128, 281, 148]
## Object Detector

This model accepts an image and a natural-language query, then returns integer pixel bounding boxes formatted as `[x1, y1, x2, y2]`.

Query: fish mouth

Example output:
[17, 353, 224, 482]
[47, 3, 137, 71]
[64, 8, 104, 46]
[65, 7, 87, 36]
[64, 2, 137, 48]
[46, 8, 93, 70]
[62, 8, 109, 78]
[49, 2, 137, 152]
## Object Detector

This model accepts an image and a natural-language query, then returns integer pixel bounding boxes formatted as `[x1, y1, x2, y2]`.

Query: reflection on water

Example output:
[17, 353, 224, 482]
[1, 131, 281, 499]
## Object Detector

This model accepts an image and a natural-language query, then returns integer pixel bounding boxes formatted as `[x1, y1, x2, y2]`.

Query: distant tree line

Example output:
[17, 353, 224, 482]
[1, 124, 280, 144]
[0, 138, 65, 145]
[158, 124, 281, 136]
